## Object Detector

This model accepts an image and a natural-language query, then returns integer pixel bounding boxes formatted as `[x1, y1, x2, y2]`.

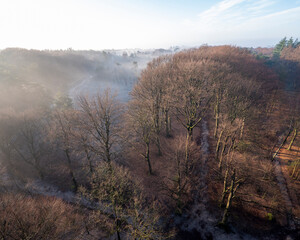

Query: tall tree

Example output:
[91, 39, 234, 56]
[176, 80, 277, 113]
[126, 99, 154, 175]
[78, 90, 123, 164]
[12, 115, 48, 180]
[49, 110, 78, 192]
[273, 37, 287, 58]
[131, 56, 171, 156]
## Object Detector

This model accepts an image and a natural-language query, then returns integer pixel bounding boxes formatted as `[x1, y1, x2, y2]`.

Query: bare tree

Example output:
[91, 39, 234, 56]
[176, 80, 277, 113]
[11, 114, 48, 180]
[81, 161, 168, 240]
[0, 113, 19, 174]
[131, 56, 172, 156]
[81, 161, 136, 240]
[49, 109, 79, 192]
[69, 111, 96, 175]
[171, 59, 212, 139]
[126, 99, 154, 175]
[162, 137, 198, 215]
[126, 196, 169, 239]
[78, 89, 123, 164]
[0, 194, 83, 240]
[0, 110, 50, 181]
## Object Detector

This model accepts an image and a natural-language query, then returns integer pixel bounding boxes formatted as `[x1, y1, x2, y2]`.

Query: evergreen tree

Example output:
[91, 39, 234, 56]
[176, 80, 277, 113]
[293, 38, 300, 48]
[287, 37, 294, 47]
[273, 37, 287, 58]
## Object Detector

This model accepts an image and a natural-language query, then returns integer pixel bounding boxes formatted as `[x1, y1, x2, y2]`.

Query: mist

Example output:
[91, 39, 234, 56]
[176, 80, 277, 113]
[0, 47, 180, 112]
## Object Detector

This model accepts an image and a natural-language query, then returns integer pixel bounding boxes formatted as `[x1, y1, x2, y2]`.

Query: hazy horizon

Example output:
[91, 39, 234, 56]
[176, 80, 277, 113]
[1, 0, 300, 50]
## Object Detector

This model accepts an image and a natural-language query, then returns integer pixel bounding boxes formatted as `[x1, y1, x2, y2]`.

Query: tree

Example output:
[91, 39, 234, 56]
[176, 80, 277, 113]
[162, 137, 198, 215]
[71, 111, 96, 174]
[83, 162, 135, 240]
[287, 37, 294, 47]
[0, 110, 51, 181]
[126, 196, 168, 239]
[53, 92, 73, 110]
[78, 90, 123, 164]
[0, 112, 20, 177]
[126, 99, 154, 175]
[11, 115, 48, 180]
[168, 55, 212, 168]
[273, 37, 287, 58]
[49, 109, 79, 192]
[0, 194, 83, 240]
[170, 57, 212, 139]
[81, 161, 168, 240]
[131, 56, 172, 155]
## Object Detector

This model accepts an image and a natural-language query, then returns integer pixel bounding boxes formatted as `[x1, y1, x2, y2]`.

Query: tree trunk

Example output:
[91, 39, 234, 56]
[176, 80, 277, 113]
[165, 109, 171, 137]
[187, 126, 193, 140]
[294, 169, 299, 180]
[105, 138, 111, 163]
[215, 130, 223, 160]
[218, 136, 228, 171]
[185, 133, 190, 174]
[85, 149, 93, 174]
[32, 153, 44, 180]
[228, 138, 235, 154]
[117, 230, 121, 240]
[156, 136, 162, 156]
[145, 142, 152, 175]
[272, 128, 292, 160]
[240, 117, 245, 139]
[154, 104, 161, 156]
[221, 170, 236, 225]
[291, 159, 299, 178]
[65, 149, 78, 192]
[36, 166, 44, 180]
[287, 128, 297, 151]
[176, 171, 183, 215]
[220, 167, 229, 207]
[214, 94, 219, 138]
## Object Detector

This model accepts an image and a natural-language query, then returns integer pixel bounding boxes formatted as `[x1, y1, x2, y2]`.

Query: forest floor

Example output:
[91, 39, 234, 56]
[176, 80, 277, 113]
[268, 89, 300, 236]
[274, 130, 300, 227]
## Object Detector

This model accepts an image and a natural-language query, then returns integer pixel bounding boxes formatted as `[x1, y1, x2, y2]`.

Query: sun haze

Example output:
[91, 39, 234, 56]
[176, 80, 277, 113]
[1, 0, 300, 50]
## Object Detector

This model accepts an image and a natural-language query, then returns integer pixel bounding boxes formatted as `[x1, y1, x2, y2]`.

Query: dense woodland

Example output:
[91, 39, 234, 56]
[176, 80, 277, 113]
[0, 41, 299, 239]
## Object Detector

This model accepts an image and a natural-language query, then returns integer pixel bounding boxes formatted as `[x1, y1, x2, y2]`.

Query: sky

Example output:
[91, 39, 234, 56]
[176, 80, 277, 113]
[0, 0, 300, 50]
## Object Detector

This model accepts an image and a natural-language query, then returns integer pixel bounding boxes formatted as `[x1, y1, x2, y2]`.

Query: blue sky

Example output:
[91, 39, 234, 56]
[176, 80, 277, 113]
[0, 0, 300, 50]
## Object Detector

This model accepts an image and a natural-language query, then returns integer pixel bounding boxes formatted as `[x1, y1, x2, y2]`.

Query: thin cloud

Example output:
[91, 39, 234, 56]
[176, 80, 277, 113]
[196, 0, 276, 26]
[178, 0, 299, 47]
[247, 0, 276, 13]
[197, 0, 246, 24]
[250, 5, 300, 20]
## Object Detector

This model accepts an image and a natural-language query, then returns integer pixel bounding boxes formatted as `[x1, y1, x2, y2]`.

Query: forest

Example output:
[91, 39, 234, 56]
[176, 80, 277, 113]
[0, 40, 299, 240]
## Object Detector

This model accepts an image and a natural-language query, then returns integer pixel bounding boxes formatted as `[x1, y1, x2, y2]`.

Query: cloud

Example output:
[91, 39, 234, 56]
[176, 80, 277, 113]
[196, 0, 277, 26]
[236, 5, 300, 38]
[197, 0, 246, 24]
[178, 0, 300, 47]
[247, 0, 275, 13]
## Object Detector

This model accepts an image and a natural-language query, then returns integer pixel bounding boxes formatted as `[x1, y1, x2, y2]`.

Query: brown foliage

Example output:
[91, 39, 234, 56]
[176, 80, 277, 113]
[0, 194, 84, 240]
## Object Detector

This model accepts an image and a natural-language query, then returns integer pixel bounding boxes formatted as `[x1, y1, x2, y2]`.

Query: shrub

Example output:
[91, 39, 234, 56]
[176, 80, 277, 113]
[0, 193, 83, 240]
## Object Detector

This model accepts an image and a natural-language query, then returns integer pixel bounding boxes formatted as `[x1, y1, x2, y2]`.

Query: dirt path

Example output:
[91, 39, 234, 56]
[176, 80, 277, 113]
[273, 130, 300, 230]
[270, 90, 299, 231]
[273, 153, 296, 229]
